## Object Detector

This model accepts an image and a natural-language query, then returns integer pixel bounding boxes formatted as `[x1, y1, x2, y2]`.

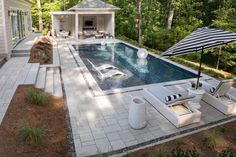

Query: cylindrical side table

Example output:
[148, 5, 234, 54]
[128, 97, 147, 129]
[188, 88, 205, 109]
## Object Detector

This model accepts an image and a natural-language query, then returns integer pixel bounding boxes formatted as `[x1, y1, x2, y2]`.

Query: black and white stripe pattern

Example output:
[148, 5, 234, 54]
[165, 94, 182, 103]
[162, 27, 236, 57]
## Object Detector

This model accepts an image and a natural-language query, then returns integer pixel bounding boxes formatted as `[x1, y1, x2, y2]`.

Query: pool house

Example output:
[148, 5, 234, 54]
[51, 0, 119, 39]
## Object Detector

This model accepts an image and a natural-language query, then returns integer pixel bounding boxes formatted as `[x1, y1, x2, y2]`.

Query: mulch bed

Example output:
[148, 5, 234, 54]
[29, 36, 53, 65]
[127, 121, 236, 157]
[0, 85, 71, 157]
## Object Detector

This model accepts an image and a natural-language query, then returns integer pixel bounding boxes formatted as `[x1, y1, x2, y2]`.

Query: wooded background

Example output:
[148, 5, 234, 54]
[31, 0, 236, 74]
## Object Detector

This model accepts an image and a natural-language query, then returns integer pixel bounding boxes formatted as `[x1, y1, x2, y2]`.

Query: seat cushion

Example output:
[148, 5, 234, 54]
[171, 105, 192, 116]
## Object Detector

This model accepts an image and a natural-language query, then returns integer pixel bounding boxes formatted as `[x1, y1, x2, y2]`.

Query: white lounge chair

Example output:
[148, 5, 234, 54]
[144, 85, 201, 127]
[202, 79, 236, 115]
[87, 59, 117, 72]
[97, 69, 126, 80]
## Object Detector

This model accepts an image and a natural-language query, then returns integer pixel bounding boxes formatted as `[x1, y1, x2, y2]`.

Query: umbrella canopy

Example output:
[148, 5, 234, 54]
[161, 27, 236, 88]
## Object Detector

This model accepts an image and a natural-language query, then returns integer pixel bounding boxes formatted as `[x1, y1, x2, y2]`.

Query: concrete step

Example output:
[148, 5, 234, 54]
[11, 51, 30, 57]
[35, 67, 47, 89]
[12, 49, 31, 53]
[53, 68, 63, 97]
[45, 68, 54, 94]
[23, 63, 40, 85]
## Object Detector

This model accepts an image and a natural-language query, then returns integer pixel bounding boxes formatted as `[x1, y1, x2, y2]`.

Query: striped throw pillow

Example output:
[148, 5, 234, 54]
[165, 94, 182, 103]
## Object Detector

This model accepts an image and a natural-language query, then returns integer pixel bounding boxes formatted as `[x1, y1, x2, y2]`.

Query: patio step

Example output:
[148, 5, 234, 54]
[11, 51, 31, 57]
[45, 68, 54, 94]
[23, 63, 40, 85]
[35, 67, 47, 89]
[44, 68, 63, 97]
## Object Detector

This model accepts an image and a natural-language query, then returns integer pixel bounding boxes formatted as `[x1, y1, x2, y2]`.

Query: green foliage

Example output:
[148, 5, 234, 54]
[19, 125, 46, 142]
[219, 146, 234, 157]
[31, 0, 236, 75]
[167, 147, 199, 157]
[201, 130, 224, 149]
[26, 88, 48, 105]
[41, 28, 48, 35]
[151, 151, 164, 157]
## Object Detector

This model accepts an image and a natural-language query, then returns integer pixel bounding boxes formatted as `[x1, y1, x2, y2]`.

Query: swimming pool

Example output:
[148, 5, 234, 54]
[73, 43, 198, 91]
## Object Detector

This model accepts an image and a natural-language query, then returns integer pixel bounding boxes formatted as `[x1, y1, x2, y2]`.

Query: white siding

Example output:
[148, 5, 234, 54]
[0, 0, 6, 54]
[0, 0, 32, 57]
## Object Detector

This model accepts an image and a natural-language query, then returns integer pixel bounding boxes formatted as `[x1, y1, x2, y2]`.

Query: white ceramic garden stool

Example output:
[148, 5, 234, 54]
[128, 97, 147, 129]
[188, 88, 205, 109]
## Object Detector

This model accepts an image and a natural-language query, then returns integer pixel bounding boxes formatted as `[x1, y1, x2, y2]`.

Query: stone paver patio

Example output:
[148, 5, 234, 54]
[57, 39, 236, 156]
[0, 38, 236, 157]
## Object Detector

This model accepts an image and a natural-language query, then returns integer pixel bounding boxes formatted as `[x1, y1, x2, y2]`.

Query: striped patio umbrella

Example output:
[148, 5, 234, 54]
[161, 27, 236, 88]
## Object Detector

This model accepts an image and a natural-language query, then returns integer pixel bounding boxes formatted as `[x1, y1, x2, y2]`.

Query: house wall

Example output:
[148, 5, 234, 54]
[104, 13, 114, 36]
[0, 0, 7, 56]
[0, 0, 32, 58]
[52, 14, 76, 38]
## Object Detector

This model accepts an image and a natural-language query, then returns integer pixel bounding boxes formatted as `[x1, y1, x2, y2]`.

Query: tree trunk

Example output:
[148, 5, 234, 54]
[136, 0, 142, 44]
[167, 0, 175, 29]
[37, 0, 43, 31]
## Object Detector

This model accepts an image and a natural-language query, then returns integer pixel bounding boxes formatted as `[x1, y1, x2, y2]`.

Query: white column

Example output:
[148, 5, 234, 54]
[111, 12, 115, 36]
[75, 13, 79, 40]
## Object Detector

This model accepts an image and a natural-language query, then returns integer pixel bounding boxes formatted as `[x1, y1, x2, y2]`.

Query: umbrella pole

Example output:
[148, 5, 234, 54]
[196, 47, 204, 89]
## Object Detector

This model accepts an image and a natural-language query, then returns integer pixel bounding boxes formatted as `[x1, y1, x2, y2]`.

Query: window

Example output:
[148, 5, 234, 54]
[10, 10, 29, 45]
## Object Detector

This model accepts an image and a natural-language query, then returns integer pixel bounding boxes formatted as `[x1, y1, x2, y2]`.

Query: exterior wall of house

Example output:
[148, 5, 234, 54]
[104, 13, 114, 36]
[0, 0, 6, 56]
[0, 0, 32, 58]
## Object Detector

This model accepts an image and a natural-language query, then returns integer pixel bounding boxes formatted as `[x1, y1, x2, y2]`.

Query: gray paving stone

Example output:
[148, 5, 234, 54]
[24, 63, 40, 85]
[45, 69, 54, 94]
[35, 67, 46, 89]
[106, 132, 121, 141]
[92, 131, 107, 140]
[110, 140, 126, 150]
[76, 145, 98, 157]
[80, 133, 94, 142]
[95, 138, 112, 153]
[53, 68, 63, 97]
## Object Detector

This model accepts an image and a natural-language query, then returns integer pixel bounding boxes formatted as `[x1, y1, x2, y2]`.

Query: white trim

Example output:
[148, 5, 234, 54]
[50, 11, 76, 15]
[70, 8, 119, 11]
[51, 10, 115, 15]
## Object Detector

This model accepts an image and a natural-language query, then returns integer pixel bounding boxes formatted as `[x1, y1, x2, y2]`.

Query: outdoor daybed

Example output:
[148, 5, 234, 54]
[144, 85, 201, 127]
[202, 79, 236, 115]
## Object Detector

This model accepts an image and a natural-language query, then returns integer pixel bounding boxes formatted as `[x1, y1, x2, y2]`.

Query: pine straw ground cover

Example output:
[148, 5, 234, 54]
[0, 85, 71, 157]
[29, 36, 53, 64]
[126, 121, 236, 157]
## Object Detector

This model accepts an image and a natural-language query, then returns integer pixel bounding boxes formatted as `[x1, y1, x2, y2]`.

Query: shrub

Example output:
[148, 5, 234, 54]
[19, 125, 46, 142]
[219, 146, 233, 157]
[167, 147, 199, 157]
[41, 28, 48, 35]
[26, 88, 48, 105]
[201, 130, 224, 149]
[151, 151, 164, 157]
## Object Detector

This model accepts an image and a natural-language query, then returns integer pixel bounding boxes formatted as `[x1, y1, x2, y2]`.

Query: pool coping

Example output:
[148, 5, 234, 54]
[68, 39, 214, 97]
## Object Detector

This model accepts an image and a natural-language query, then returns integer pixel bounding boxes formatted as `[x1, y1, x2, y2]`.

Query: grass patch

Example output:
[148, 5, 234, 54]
[201, 130, 224, 149]
[26, 88, 48, 105]
[19, 125, 46, 142]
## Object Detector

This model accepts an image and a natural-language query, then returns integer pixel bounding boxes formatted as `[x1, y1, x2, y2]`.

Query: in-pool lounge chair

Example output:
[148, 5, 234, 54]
[87, 59, 117, 72]
[202, 79, 236, 115]
[144, 85, 201, 127]
[97, 69, 126, 80]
